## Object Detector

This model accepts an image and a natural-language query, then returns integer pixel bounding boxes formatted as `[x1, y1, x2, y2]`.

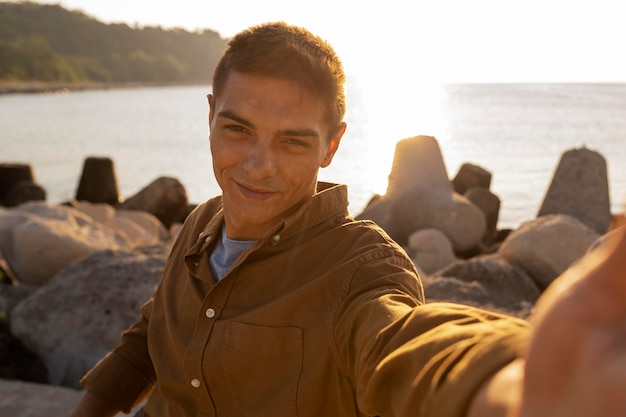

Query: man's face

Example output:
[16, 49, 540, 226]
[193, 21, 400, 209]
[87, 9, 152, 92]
[208, 71, 345, 240]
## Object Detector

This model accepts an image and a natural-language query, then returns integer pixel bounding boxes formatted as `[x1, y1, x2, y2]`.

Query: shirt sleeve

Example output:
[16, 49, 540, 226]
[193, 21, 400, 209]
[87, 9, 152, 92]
[78, 200, 218, 413]
[79, 291, 158, 413]
[334, 250, 531, 417]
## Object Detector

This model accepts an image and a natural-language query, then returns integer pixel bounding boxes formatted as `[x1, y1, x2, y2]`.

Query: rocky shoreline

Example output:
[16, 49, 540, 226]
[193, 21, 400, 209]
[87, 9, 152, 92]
[1, 135, 624, 416]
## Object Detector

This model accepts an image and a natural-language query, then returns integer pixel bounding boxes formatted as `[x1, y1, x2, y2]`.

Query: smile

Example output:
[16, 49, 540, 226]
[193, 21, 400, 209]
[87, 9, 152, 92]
[235, 181, 277, 200]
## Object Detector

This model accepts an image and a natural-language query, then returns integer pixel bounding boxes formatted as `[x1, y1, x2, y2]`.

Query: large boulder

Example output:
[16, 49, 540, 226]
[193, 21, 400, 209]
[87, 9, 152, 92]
[537, 147, 612, 234]
[10, 246, 167, 389]
[498, 214, 599, 289]
[0, 379, 144, 417]
[0, 201, 169, 286]
[357, 136, 486, 252]
[0, 379, 83, 417]
[118, 176, 188, 229]
[0, 202, 130, 285]
[385, 187, 487, 251]
[70, 200, 170, 246]
[424, 254, 540, 318]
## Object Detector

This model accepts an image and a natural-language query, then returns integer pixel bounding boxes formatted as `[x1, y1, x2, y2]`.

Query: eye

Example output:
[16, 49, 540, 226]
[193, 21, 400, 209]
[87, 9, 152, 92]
[285, 138, 311, 148]
[225, 124, 248, 133]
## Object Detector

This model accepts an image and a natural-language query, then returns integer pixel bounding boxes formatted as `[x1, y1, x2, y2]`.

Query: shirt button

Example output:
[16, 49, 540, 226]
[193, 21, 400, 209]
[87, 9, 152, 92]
[205, 308, 216, 318]
[272, 234, 281, 242]
[191, 378, 201, 388]
[204, 235, 212, 242]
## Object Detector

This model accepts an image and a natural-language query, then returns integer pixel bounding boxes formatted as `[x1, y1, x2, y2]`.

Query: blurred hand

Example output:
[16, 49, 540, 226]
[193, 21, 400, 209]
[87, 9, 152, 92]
[520, 226, 626, 417]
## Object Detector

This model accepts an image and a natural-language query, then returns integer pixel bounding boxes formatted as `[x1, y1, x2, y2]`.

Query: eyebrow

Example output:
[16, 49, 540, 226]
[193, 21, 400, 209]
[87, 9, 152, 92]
[217, 110, 321, 139]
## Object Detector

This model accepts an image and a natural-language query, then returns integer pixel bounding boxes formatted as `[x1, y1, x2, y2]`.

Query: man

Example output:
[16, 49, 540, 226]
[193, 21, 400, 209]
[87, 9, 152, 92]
[72, 22, 626, 417]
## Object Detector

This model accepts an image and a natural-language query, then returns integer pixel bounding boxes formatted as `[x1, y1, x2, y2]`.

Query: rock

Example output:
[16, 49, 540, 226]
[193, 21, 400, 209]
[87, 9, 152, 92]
[498, 214, 599, 289]
[425, 254, 540, 317]
[3, 180, 46, 207]
[0, 163, 34, 205]
[118, 176, 188, 229]
[0, 314, 48, 384]
[407, 228, 456, 275]
[451, 163, 492, 195]
[386, 135, 452, 197]
[355, 196, 392, 230]
[357, 136, 487, 252]
[0, 379, 82, 417]
[464, 186, 500, 245]
[386, 187, 487, 251]
[0, 283, 37, 319]
[10, 246, 167, 388]
[75, 156, 121, 205]
[0, 379, 144, 417]
[0, 202, 130, 285]
[537, 147, 612, 234]
[70, 200, 170, 246]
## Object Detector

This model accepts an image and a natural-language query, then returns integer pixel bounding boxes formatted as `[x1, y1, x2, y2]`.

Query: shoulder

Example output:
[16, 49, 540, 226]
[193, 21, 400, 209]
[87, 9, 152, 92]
[184, 195, 223, 228]
[327, 218, 420, 288]
[170, 195, 223, 248]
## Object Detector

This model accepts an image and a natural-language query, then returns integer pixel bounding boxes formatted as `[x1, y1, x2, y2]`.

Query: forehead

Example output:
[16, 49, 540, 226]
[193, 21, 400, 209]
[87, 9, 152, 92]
[216, 71, 329, 128]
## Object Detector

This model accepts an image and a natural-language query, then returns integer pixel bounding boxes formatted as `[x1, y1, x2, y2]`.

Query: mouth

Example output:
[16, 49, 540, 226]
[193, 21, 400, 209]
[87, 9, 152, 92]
[235, 181, 277, 200]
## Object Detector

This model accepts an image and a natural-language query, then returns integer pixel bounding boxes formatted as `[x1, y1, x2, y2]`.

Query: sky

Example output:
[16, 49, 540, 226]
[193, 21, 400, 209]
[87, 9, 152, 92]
[27, 0, 626, 84]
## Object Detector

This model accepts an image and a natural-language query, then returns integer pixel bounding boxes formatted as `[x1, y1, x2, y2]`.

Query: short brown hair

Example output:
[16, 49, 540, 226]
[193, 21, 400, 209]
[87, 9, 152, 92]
[212, 22, 346, 138]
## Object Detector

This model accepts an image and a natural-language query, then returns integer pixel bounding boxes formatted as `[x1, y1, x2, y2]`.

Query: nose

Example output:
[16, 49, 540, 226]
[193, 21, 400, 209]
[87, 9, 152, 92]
[242, 138, 276, 179]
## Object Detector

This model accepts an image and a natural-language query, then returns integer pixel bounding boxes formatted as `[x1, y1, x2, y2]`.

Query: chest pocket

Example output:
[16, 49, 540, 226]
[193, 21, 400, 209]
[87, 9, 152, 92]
[218, 321, 303, 416]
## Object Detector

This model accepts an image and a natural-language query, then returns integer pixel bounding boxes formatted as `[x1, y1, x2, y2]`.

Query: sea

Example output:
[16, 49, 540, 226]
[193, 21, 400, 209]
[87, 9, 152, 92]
[1, 81, 625, 230]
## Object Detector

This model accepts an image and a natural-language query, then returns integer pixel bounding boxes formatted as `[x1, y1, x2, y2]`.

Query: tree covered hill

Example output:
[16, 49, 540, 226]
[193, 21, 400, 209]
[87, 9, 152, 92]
[0, 1, 228, 84]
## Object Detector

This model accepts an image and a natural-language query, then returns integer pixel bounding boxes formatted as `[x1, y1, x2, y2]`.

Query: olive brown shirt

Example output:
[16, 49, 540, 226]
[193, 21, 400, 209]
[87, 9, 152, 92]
[81, 183, 530, 417]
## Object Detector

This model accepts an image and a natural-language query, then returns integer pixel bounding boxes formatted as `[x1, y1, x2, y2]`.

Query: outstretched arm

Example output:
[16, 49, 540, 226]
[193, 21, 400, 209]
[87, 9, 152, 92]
[469, 226, 626, 417]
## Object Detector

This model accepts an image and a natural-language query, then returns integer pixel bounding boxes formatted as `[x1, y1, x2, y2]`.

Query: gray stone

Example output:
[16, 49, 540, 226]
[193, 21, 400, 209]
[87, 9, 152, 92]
[0, 202, 130, 285]
[537, 147, 612, 234]
[464, 186, 501, 245]
[451, 162, 492, 195]
[0, 378, 83, 417]
[71, 200, 170, 246]
[425, 254, 540, 318]
[498, 214, 599, 289]
[0, 378, 143, 417]
[118, 176, 188, 229]
[407, 228, 456, 275]
[10, 246, 167, 388]
[386, 187, 487, 251]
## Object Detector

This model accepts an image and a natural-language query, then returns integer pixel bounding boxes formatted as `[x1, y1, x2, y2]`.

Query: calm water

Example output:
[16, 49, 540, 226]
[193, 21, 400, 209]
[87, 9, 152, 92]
[1, 82, 625, 229]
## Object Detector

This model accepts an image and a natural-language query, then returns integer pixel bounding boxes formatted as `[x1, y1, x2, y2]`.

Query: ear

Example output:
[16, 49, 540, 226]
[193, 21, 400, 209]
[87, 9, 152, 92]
[321, 122, 347, 168]
[208, 93, 215, 126]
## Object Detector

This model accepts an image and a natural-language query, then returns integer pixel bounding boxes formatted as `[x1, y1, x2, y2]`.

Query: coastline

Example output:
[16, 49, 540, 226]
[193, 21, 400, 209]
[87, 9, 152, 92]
[0, 80, 208, 95]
